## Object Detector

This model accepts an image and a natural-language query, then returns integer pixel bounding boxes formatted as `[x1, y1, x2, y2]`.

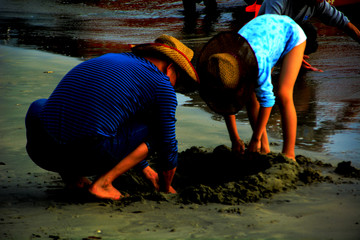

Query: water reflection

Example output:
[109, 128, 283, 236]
[1, 0, 359, 163]
[0, 0, 252, 58]
[1, 0, 187, 58]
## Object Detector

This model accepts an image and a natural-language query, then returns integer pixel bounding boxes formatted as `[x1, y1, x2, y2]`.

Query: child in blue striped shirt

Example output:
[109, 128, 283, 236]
[25, 35, 199, 200]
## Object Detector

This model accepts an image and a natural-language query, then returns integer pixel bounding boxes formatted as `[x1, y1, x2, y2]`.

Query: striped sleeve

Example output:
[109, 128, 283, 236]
[154, 81, 178, 170]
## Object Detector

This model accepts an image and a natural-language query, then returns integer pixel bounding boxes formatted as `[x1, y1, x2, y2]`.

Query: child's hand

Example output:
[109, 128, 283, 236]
[248, 137, 261, 153]
[231, 138, 245, 155]
[167, 186, 177, 194]
[142, 166, 160, 191]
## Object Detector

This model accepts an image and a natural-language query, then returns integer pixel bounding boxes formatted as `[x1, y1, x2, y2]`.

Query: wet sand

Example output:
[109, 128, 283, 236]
[1, 41, 360, 240]
[1, 0, 360, 239]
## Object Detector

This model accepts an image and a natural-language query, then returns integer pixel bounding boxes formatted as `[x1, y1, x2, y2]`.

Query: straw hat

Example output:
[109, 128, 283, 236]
[207, 53, 241, 89]
[131, 34, 199, 83]
[197, 31, 258, 114]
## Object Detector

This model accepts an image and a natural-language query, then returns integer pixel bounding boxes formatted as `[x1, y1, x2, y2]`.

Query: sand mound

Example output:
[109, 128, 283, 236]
[175, 145, 330, 205]
[46, 145, 359, 206]
[106, 145, 360, 206]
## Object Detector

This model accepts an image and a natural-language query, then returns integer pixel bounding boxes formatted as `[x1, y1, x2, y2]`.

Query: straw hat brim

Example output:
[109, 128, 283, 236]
[132, 43, 199, 83]
[197, 31, 258, 115]
[199, 83, 246, 115]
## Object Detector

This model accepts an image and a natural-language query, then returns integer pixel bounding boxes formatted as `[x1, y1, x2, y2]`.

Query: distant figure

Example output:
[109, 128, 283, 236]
[25, 35, 199, 200]
[182, 0, 217, 14]
[198, 15, 306, 160]
[258, 0, 360, 71]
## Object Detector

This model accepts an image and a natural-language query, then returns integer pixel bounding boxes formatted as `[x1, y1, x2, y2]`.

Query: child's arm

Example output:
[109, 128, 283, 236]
[343, 22, 360, 44]
[246, 92, 271, 154]
[248, 106, 272, 153]
[224, 114, 245, 154]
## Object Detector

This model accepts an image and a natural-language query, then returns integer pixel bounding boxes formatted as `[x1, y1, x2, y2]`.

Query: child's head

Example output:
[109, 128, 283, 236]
[197, 32, 258, 115]
[131, 34, 199, 83]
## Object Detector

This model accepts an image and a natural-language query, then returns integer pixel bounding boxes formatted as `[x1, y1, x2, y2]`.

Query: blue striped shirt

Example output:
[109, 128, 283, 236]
[41, 53, 178, 170]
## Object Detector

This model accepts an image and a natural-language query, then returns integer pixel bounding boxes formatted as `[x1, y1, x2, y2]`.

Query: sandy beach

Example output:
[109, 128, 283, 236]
[1, 0, 360, 239]
[1, 37, 360, 240]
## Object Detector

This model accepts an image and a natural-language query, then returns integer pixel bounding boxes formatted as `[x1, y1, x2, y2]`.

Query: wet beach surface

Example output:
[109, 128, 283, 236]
[1, 0, 359, 166]
[1, 0, 360, 239]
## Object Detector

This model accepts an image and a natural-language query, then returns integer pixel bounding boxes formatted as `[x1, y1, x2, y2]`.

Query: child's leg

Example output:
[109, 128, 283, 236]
[89, 122, 151, 200]
[89, 142, 149, 200]
[277, 41, 306, 160]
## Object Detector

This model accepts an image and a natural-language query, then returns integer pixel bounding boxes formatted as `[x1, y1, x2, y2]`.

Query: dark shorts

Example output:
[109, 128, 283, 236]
[25, 99, 150, 176]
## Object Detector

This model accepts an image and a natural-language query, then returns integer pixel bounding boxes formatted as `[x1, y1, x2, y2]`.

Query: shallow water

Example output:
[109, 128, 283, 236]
[1, 0, 360, 166]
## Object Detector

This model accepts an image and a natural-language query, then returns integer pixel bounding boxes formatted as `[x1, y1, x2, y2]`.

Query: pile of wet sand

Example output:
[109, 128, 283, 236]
[108, 145, 360, 206]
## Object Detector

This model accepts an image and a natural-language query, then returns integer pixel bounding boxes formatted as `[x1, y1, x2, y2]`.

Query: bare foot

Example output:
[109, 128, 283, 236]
[88, 180, 124, 200]
[302, 56, 323, 72]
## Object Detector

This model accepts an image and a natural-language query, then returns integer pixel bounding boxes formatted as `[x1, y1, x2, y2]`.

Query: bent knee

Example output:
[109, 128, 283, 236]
[276, 90, 294, 105]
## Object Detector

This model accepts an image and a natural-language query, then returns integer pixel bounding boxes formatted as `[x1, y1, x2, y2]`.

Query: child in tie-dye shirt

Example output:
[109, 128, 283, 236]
[198, 14, 306, 160]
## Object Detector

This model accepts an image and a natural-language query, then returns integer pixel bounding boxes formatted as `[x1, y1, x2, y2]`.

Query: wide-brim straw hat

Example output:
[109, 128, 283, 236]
[131, 34, 199, 83]
[197, 31, 258, 115]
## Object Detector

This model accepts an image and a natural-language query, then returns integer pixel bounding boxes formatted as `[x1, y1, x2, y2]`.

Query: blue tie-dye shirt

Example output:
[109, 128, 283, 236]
[238, 14, 306, 107]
